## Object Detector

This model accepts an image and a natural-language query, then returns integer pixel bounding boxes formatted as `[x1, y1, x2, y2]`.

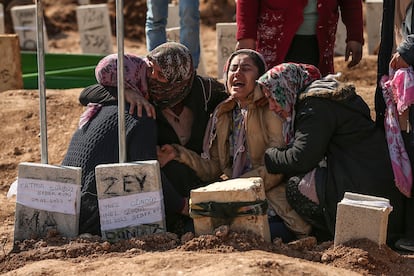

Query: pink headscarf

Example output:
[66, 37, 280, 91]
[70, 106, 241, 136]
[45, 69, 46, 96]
[95, 53, 149, 99]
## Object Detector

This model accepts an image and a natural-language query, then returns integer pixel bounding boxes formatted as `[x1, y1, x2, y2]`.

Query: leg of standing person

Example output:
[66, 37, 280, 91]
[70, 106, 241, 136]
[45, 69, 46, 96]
[179, 0, 200, 68]
[146, 0, 169, 51]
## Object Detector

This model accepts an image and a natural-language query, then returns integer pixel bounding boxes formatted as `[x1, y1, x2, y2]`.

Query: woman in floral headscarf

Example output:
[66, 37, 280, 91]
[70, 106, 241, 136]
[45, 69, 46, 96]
[157, 50, 314, 242]
[79, 42, 228, 235]
[259, 63, 405, 245]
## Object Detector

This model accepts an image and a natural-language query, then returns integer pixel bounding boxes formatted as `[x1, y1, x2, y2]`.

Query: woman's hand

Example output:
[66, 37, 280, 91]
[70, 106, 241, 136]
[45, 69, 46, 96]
[390, 52, 409, 70]
[125, 89, 156, 118]
[157, 144, 178, 168]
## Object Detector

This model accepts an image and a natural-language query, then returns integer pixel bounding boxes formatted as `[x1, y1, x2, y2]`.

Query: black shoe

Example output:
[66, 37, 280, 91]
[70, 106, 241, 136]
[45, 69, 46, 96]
[395, 238, 414, 252]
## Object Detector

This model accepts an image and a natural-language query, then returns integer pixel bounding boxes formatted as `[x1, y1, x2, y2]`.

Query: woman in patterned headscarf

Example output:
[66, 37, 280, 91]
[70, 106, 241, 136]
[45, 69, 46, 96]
[79, 42, 228, 235]
[259, 63, 405, 246]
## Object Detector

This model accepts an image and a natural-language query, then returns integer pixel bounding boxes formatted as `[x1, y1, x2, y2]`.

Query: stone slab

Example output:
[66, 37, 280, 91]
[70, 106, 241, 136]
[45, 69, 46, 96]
[366, 0, 383, 55]
[190, 177, 271, 242]
[95, 160, 166, 243]
[216, 22, 237, 79]
[166, 3, 179, 29]
[334, 192, 392, 246]
[11, 4, 48, 51]
[0, 34, 23, 92]
[14, 162, 82, 243]
[166, 26, 206, 76]
[335, 17, 346, 56]
[76, 4, 113, 54]
[0, 4, 4, 34]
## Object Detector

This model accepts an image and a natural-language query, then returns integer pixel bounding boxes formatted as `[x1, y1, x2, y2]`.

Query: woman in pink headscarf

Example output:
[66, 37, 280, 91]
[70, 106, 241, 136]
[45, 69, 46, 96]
[259, 63, 405, 245]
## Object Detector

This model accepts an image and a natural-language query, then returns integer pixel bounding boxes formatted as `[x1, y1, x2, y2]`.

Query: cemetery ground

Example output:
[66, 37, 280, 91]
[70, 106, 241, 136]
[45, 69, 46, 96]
[2, 0, 414, 275]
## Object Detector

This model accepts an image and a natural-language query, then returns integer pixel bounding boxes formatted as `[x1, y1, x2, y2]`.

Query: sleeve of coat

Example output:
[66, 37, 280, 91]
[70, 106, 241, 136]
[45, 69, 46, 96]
[339, 0, 364, 44]
[172, 142, 222, 183]
[236, 0, 260, 41]
[265, 98, 336, 175]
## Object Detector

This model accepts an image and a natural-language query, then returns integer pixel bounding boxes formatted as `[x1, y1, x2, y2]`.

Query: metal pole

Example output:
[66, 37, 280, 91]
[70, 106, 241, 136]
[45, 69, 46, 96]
[36, 0, 48, 164]
[116, 0, 126, 163]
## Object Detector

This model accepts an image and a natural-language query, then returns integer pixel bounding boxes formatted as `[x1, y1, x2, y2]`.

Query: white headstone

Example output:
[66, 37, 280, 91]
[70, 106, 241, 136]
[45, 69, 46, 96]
[334, 192, 392, 246]
[166, 26, 206, 76]
[78, 0, 90, 5]
[0, 4, 5, 34]
[95, 161, 166, 243]
[166, 3, 179, 29]
[366, 0, 383, 55]
[334, 18, 346, 56]
[76, 4, 113, 54]
[11, 4, 49, 51]
[216, 22, 237, 79]
[14, 162, 82, 242]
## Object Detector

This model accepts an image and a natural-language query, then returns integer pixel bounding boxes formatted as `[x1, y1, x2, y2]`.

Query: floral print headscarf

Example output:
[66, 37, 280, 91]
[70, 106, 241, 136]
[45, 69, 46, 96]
[147, 42, 195, 109]
[258, 63, 321, 144]
[95, 53, 149, 99]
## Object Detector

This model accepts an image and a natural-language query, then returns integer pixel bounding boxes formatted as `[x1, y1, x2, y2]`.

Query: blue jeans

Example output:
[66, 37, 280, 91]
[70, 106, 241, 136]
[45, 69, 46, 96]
[145, 0, 200, 68]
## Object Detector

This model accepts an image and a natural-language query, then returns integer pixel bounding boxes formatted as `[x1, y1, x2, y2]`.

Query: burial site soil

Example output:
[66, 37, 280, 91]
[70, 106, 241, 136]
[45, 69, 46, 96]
[1, 0, 414, 275]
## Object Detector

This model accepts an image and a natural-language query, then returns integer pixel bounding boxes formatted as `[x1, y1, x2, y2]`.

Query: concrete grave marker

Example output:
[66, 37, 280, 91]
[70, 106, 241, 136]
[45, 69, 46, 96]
[95, 160, 166, 243]
[166, 26, 207, 76]
[366, 0, 383, 55]
[11, 4, 48, 51]
[334, 192, 393, 246]
[334, 17, 346, 56]
[14, 162, 82, 242]
[216, 22, 237, 79]
[76, 4, 113, 54]
[0, 3, 5, 34]
[166, 3, 179, 29]
[0, 34, 23, 91]
[190, 177, 271, 242]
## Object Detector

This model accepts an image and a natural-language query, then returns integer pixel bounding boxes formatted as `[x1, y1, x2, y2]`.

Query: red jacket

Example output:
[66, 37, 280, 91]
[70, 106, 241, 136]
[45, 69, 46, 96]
[236, 0, 364, 76]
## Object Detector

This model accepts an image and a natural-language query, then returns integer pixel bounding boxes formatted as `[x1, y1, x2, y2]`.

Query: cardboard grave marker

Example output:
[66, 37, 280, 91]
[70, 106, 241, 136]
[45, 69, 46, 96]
[0, 34, 23, 92]
[334, 192, 392, 246]
[11, 4, 48, 51]
[366, 0, 383, 55]
[14, 162, 82, 242]
[166, 3, 179, 29]
[95, 161, 166, 243]
[190, 177, 271, 242]
[166, 26, 206, 76]
[216, 22, 237, 79]
[0, 3, 5, 34]
[76, 4, 113, 54]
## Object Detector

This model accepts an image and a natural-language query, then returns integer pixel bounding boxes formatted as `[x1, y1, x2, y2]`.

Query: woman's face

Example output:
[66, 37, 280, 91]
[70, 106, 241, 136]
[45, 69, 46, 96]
[147, 59, 168, 83]
[262, 86, 288, 119]
[226, 54, 259, 105]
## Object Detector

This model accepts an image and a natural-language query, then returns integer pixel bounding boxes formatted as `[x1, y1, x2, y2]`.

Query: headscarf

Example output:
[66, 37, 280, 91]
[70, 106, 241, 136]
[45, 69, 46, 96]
[147, 42, 195, 109]
[95, 53, 149, 99]
[257, 63, 321, 144]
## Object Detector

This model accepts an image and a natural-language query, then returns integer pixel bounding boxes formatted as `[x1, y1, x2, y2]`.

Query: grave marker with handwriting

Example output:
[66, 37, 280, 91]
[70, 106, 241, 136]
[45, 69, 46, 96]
[14, 162, 82, 242]
[216, 23, 237, 79]
[76, 4, 113, 54]
[11, 4, 49, 51]
[95, 161, 166, 243]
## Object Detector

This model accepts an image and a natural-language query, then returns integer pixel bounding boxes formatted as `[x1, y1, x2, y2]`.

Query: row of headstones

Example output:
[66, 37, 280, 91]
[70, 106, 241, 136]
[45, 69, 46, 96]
[15, 160, 393, 247]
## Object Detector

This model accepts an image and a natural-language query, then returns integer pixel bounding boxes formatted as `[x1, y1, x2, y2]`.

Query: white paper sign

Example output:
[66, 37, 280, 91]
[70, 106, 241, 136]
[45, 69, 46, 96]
[16, 178, 80, 215]
[99, 191, 163, 231]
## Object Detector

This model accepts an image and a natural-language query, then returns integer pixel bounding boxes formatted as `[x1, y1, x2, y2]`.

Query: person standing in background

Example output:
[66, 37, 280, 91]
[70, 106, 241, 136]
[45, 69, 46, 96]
[235, 0, 364, 76]
[375, 0, 414, 252]
[146, 0, 201, 69]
